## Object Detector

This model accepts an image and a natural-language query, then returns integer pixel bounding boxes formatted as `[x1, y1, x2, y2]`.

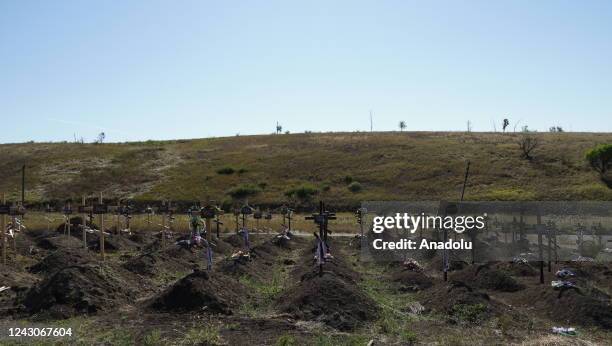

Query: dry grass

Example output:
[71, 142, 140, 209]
[1, 132, 611, 209]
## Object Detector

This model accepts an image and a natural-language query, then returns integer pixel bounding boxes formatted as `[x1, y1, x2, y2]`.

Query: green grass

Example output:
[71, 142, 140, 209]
[2, 132, 612, 208]
[179, 326, 223, 346]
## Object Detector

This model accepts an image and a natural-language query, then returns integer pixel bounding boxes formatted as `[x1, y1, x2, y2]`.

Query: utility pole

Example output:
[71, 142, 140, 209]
[369, 110, 373, 132]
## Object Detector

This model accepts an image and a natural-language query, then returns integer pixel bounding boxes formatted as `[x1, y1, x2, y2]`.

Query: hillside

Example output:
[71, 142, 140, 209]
[1, 132, 611, 209]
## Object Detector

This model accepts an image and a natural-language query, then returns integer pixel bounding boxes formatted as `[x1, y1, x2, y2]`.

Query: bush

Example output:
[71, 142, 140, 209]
[451, 303, 487, 324]
[586, 144, 612, 175]
[347, 181, 363, 193]
[238, 168, 248, 174]
[285, 184, 318, 200]
[220, 199, 233, 212]
[343, 175, 353, 184]
[227, 184, 261, 199]
[216, 166, 235, 175]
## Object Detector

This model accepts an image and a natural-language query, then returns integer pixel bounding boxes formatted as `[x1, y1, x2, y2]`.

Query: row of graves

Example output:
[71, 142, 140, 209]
[359, 201, 612, 292]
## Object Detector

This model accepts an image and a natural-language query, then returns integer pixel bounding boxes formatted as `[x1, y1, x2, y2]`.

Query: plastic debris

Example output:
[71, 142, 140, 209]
[512, 256, 528, 264]
[231, 250, 250, 261]
[551, 280, 576, 289]
[572, 256, 594, 262]
[552, 327, 577, 336]
[403, 258, 424, 273]
[0, 286, 10, 293]
[556, 269, 575, 279]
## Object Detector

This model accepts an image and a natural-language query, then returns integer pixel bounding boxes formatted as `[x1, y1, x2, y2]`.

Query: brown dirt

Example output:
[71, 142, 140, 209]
[390, 269, 433, 292]
[29, 247, 94, 275]
[148, 270, 245, 314]
[23, 264, 137, 319]
[451, 264, 525, 292]
[276, 244, 379, 331]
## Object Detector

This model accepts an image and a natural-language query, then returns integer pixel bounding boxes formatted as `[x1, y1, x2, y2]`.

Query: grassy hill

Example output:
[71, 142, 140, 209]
[1, 132, 611, 209]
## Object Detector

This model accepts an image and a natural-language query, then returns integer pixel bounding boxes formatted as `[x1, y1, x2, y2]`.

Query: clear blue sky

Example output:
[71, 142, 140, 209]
[1, 1, 611, 143]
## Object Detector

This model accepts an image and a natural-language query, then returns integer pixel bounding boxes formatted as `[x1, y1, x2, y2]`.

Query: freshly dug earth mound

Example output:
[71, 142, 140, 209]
[494, 261, 537, 277]
[451, 265, 524, 292]
[89, 234, 141, 252]
[421, 281, 505, 324]
[277, 265, 378, 331]
[224, 233, 246, 248]
[149, 270, 243, 314]
[36, 235, 83, 250]
[390, 269, 433, 292]
[29, 248, 94, 275]
[510, 286, 612, 328]
[23, 264, 135, 318]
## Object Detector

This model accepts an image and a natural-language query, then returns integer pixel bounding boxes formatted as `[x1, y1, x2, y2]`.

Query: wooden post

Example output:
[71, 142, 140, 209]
[161, 204, 166, 248]
[537, 211, 544, 284]
[547, 221, 552, 272]
[82, 196, 87, 248]
[99, 193, 105, 261]
[67, 202, 71, 237]
[2, 193, 6, 265]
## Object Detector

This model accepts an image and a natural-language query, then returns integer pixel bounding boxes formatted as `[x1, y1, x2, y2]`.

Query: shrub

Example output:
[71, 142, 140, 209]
[451, 303, 487, 324]
[227, 184, 261, 199]
[586, 144, 612, 175]
[220, 199, 233, 212]
[216, 166, 235, 175]
[343, 175, 353, 184]
[347, 181, 363, 193]
[238, 168, 248, 174]
[285, 184, 318, 200]
[275, 334, 296, 346]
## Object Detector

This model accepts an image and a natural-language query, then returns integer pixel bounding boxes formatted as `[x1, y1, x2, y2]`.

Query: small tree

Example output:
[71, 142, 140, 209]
[276, 122, 282, 134]
[586, 144, 612, 180]
[502, 119, 509, 133]
[94, 132, 105, 144]
[517, 134, 539, 160]
[399, 121, 406, 132]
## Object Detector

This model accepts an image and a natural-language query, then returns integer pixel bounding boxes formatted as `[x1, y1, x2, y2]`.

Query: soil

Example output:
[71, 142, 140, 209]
[149, 270, 244, 314]
[390, 269, 434, 292]
[277, 246, 379, 331]
[23, 263, 137, 319]
[451, 264, 525, 292]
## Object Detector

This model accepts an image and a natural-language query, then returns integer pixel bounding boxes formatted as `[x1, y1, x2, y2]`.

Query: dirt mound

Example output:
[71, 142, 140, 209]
[451, 265, 524, 292]
[277, 269, 379, 331]
[23, 264, 135, 318]
[510, 286, 612, 329]
[224, 233, 246, 248]
[29, 248, 94, 275]
[89, 235, 141, 252]
[420, 281, 507, 325]
[149, 270, 243, 314]
[36, 235, 84, 250]
[123, 249, 196, 276]
[494, 261, 537, 277]
[390, 269, 433, 292]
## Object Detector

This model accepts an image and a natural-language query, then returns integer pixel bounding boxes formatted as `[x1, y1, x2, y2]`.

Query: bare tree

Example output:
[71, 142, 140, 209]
[276, 122, 282, 134]
[502, 119, 509, 132]
[399, 120, 406, 132]
[517, 134, 539, 160]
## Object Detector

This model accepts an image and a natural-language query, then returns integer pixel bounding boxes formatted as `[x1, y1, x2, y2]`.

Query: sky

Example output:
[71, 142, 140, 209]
[1, 0, 611, 143]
